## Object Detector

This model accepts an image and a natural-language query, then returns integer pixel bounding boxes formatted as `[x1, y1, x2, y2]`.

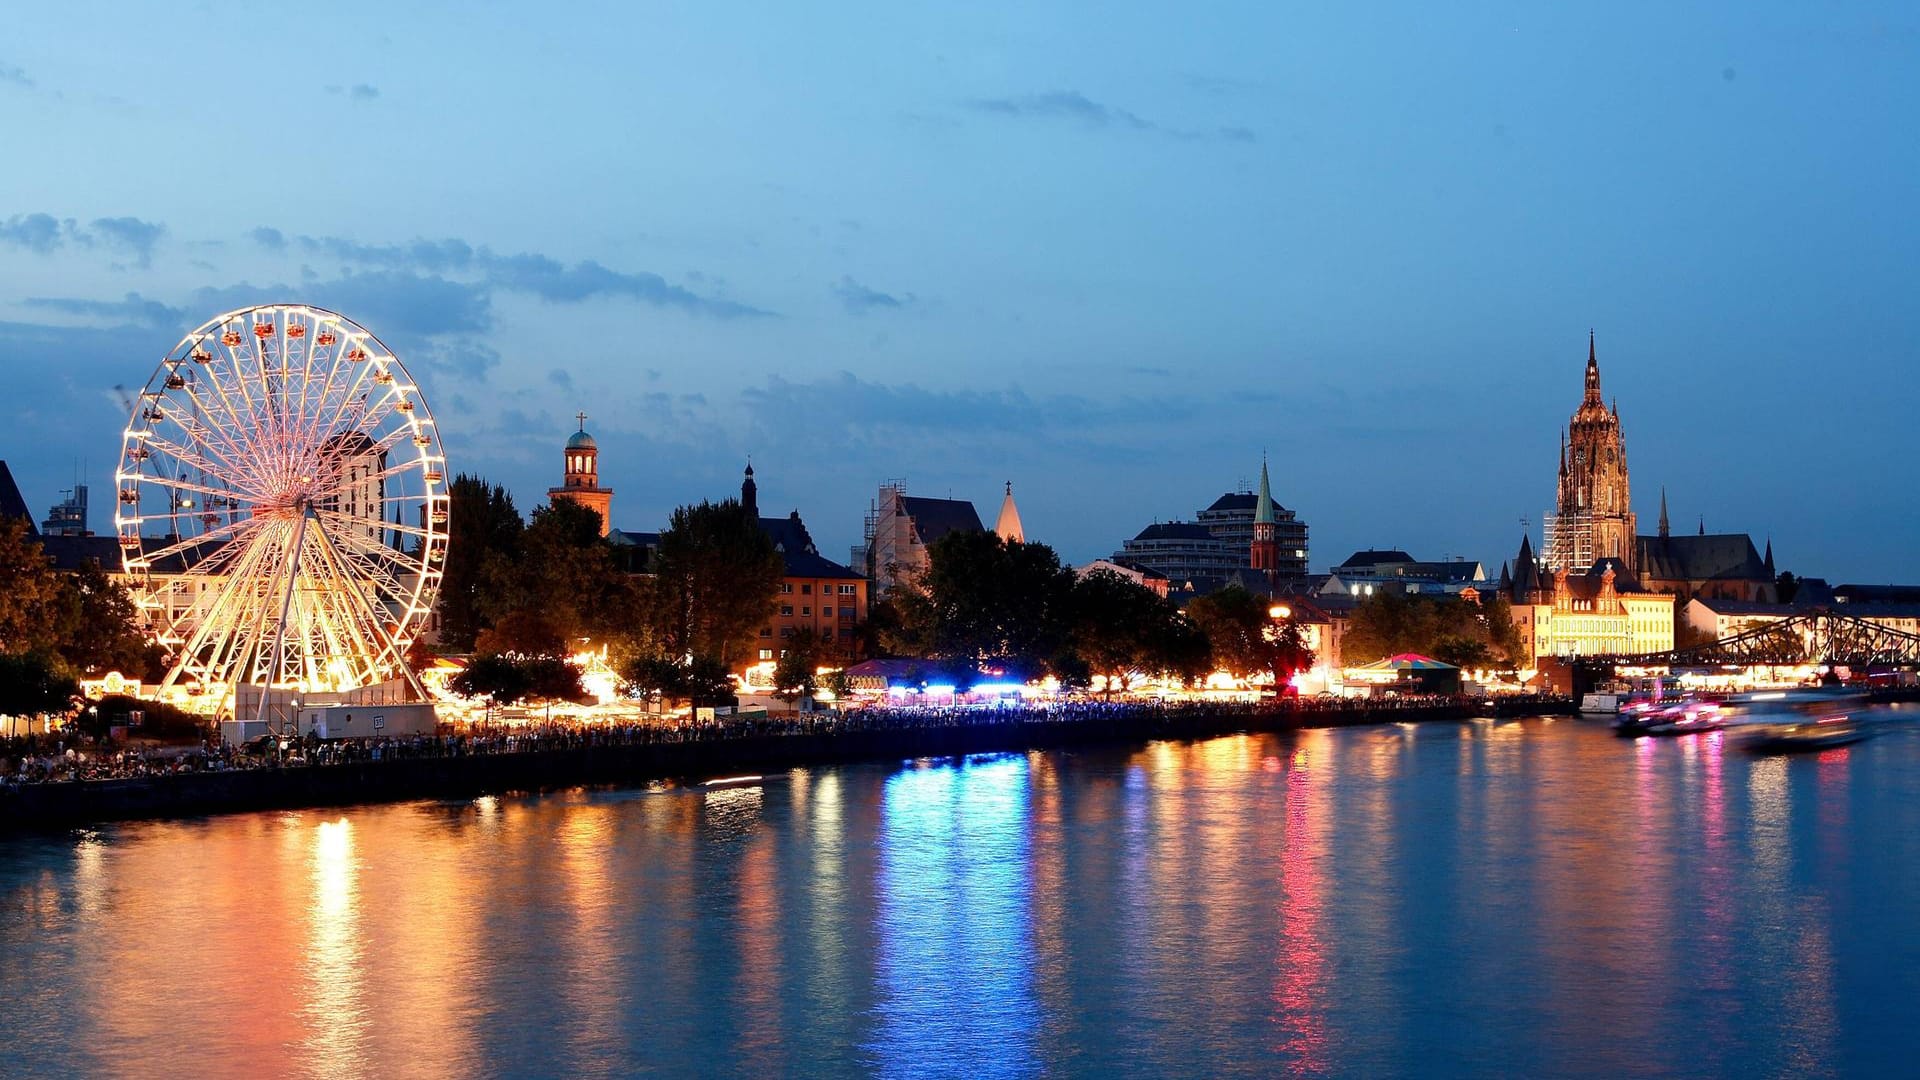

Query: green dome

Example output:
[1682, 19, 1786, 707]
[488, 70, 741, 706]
[566, 429, 597, 450]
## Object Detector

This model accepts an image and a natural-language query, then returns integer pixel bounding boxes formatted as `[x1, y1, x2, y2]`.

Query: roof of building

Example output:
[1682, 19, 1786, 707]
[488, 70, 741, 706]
[1203, 491, 1256, 513]
[611, 530, 661, 547]
[1636, 533, 1769, 584]
[1129, 521, 1223, 543]
[1833, 584, 1920, 605]
[0, 461, 34, 532]
[37, 534, 119, 571]
[1685, 598, 1801, 617]
[758, 511, 862, 579]
[899, 495, 983, 544]
[1338, 549, 1417, 567]
[566, 429, 597, 451]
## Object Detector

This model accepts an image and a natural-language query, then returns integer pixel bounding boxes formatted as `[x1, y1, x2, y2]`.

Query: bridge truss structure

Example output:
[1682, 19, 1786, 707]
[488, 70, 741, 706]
[1605, 609, 1920, 670]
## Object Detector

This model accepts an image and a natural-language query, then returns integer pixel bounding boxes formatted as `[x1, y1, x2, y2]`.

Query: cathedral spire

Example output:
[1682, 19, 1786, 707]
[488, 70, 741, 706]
[1764, 537, 1775, 575]
[1584, 329, 1603, 405]
[1658, 486, 1669, 538]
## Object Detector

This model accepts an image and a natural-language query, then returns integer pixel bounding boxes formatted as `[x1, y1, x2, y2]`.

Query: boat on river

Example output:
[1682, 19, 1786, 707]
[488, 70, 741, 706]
[1740, 716, 1874, 754]
[1725, 688, 1877, 754]
[1613, 698, 1726, 737]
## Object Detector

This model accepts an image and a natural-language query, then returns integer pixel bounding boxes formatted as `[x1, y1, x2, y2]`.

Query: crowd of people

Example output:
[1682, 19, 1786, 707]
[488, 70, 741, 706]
[0, 692, 1489, 787]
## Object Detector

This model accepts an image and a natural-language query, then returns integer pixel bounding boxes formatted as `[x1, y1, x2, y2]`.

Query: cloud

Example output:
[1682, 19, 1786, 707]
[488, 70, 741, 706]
[250, 226, 286, 250]
[966, 89, 1255, 143]
[300, 234, 475, 273]
[548, 368, 574, 391]
[88, 216, 166, 267]
[26, 292, 186, 329]
[0, 213, 169, 263]
[480, 252, 772, 318]
[192, 269, 493, 341]
[277, 231, 769, 318]
[0, 62, 31, 89]
[324, 83, 381, 101]
[968, 90, 1150, 130]
[830, 275, 911, 314]
[0, 213, 68, 253]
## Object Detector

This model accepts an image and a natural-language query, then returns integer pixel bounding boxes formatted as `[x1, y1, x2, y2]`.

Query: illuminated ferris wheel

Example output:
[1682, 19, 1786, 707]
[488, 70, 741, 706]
[115, 304, 448, 709]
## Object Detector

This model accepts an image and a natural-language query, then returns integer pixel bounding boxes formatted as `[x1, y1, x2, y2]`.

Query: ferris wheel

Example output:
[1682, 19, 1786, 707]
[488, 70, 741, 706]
[115, 304, 449, 710]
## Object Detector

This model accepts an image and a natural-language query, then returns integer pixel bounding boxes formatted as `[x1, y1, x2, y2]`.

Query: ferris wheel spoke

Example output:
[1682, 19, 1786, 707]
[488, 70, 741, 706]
[310, 513, 422, 600]
[135, 430, 258, 496]
[183, 380, 276, 481]
[131, 514, 264, 569]
[307, 521, 424, 695]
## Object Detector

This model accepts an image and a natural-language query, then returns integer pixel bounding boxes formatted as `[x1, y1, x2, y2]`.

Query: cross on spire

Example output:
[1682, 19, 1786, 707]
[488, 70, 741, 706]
[575, 411, 589, 432]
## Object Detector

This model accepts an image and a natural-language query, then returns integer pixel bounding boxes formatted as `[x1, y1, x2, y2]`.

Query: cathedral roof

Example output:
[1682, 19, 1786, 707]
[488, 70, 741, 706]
[898, 495, 984, 544]
[1636, 533, 1770, 584]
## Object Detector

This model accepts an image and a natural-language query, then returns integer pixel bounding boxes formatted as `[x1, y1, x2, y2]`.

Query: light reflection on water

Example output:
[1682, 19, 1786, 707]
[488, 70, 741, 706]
[2, 717, 1919, 1077]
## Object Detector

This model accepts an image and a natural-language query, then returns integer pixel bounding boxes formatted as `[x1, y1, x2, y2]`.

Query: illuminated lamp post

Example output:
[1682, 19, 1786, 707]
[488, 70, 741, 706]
[1266, 604, 1292, 697]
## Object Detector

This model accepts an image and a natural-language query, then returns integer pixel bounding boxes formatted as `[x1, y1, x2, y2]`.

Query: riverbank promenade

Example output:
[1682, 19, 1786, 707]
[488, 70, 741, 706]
[1, 695, 1550, 831]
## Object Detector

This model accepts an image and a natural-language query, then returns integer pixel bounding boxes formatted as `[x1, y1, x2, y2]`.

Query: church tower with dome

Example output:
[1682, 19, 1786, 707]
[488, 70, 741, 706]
[549, 412, 613, 535]
[1542, 332, 1635, 573]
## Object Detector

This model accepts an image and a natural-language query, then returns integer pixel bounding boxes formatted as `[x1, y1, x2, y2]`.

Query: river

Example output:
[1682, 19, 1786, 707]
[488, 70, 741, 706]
[3, 712, 1917, 1078]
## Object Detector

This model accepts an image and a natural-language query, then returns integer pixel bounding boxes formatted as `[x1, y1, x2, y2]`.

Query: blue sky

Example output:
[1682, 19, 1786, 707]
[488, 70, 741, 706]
[2, 2, 1915, 579]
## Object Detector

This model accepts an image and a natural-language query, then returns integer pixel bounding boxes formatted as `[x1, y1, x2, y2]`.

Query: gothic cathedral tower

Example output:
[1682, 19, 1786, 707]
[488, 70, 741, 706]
[1544, 333, 1634, 573]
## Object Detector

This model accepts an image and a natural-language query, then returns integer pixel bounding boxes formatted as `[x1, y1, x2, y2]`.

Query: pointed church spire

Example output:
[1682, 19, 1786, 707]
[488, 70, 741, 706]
[741, 460, 758, 518]
[1254, 456, 1276, 526]
[1764, 537, 1775, 575]
[1658, 486, 1669, 538]
[994, 481, 1025, 544]
[1698, 515, 1705, 536]
[1584, 329, 1602, 404]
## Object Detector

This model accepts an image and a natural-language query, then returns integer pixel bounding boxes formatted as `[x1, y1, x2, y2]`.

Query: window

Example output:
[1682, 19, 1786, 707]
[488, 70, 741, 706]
[801, 607, 811, 617]
[801, 584, 812, 595]
[758, 649, 773, 660]
[781, 583, 793, 594]
[822, 630, 833, 641]
[839, 584, 857, 595]
[779, 627, 794, 638]
[780, 605, 793, 617]
[760, 627, 772, 637]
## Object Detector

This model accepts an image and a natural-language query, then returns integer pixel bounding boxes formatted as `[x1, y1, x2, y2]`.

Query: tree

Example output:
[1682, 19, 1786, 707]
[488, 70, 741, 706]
[771, 629, 828, 702]
[1343, 592, 1517, 669]
[1185, 586, 1273, 678]
[437, 475, 525, 650]
[1067, 570, 1189, 694]
[53, 560, 166, 679]
[475, 609, 568, 660]
[1270, 619, 1316, 685]
[0, 652, 80, 734]
[516, 499, 629, 642]
[649, 499, 783, 671]
[895, 531, 1076, 676]
[620, 654, 737, 708]
[448, 654, 534, 707]
[0, 518, 69, 654]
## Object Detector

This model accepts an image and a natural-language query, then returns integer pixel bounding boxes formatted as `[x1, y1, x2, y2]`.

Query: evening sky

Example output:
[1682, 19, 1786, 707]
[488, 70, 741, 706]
[1, 2, 1914, 579]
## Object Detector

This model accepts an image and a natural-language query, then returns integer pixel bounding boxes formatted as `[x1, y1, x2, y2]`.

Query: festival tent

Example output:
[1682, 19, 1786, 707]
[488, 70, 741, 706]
[1347, 653, 1461, 694]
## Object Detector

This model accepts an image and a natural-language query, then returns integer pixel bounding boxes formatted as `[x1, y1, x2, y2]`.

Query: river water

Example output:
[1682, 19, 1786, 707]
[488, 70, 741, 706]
[3, 713, 1918, 1078]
